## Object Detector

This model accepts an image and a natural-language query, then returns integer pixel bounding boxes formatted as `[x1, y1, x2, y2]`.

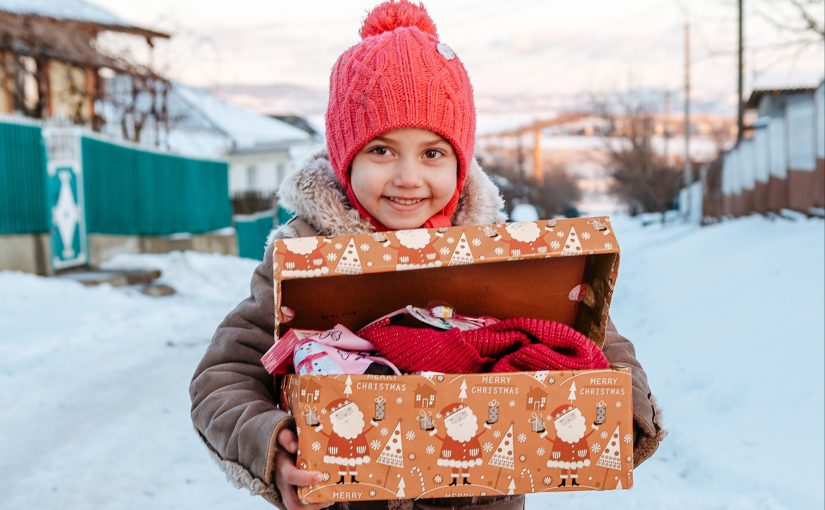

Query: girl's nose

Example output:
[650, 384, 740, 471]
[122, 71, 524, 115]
[393, 157, 423, 187]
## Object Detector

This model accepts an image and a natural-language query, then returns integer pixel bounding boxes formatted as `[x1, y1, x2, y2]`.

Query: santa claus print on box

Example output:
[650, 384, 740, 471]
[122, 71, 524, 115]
[392, 229, 442, 270]
[500, 221, 550, 259]
[287, 369, 633, 502]
[314, 398, 376, 484]
[281, 237, 330, 277]
[430, 403, 490, 486]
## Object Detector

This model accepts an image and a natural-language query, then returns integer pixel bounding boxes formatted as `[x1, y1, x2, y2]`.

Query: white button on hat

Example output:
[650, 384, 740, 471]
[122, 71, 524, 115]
[437, 42, 455, 60]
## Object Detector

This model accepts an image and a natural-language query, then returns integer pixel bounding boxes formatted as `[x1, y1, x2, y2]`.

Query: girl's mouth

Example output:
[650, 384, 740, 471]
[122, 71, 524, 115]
[386, 197, 424, 205]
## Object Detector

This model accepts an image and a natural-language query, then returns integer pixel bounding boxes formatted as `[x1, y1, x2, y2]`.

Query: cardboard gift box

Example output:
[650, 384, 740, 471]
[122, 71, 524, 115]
[270, 217, 634, 502]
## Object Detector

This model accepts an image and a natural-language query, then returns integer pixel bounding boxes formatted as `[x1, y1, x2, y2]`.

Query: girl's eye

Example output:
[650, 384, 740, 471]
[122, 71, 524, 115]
[368, 146, 391, 156]
[424, 149, 443, 159]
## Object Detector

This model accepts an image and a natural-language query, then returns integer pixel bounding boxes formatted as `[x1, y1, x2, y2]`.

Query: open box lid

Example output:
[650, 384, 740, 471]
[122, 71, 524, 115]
[272, 217, 620, 347]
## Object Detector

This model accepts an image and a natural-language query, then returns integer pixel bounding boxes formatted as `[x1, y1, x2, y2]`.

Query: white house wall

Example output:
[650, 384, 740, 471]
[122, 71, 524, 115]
[228, 151, 292, 195]
[785, 95, 816, 171]
[768, 117, 787, 178]
[815, 83, 825, 160]
[753, 127, 770, 184]
[739, 140, 756, 190]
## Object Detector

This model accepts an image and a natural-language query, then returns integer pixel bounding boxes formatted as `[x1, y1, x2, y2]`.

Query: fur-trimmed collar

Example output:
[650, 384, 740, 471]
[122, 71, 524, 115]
[276, 149, 506, 236]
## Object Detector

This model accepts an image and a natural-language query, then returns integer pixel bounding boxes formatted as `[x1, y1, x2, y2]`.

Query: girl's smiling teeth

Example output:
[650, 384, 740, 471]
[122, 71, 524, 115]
[385, 196, 426, 205]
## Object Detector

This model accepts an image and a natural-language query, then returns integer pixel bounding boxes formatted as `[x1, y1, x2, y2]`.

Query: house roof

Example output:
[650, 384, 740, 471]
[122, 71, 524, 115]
[0, 0, 169, 39]
[745, 87, 817, 109]
[175, 85, 311, 153]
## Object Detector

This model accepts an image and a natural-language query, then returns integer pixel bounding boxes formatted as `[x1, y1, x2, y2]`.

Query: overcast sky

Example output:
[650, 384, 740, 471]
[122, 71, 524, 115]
[94, 0, 823, 118]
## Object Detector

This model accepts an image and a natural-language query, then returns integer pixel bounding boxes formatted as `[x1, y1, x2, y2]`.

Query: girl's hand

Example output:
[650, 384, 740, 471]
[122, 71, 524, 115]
[274, 427, 331, 509]
[278, 306, 295, 324]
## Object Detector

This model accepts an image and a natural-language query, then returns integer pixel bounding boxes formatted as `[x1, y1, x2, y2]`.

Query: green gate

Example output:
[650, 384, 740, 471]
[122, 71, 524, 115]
[44, 128, 88, 269]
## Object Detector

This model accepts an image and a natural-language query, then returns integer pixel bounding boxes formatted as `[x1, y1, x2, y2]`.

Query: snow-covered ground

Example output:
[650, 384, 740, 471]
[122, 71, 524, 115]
[1, 215, 823, 509]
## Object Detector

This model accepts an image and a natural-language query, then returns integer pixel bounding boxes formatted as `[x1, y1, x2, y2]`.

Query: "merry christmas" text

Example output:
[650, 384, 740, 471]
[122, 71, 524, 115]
[355, 381, 408, 392]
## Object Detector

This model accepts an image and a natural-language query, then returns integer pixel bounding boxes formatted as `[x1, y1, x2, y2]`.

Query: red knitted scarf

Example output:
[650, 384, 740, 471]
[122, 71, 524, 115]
[357, 317, 609, 374]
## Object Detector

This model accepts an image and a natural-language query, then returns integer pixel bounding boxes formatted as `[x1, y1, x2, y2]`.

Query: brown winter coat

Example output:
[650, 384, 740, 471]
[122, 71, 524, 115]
[189, 151, 665, 510]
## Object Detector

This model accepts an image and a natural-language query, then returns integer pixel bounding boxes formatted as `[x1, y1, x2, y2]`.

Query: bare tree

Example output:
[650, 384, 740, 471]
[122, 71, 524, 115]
[755, 0, 824, 38]
[480, 153, 581, 218]
[593, 97, 682, 219]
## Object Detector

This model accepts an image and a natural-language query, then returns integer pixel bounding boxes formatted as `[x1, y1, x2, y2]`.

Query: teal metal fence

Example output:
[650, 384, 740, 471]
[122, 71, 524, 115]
[235, 206, 295, 260]
[235, 213, 274, 260]
[81, 137, 232, 235]
[0, 120, 48, 234]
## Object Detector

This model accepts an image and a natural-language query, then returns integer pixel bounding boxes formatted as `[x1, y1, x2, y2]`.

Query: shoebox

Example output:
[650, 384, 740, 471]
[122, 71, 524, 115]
[270, 217, 634, 502]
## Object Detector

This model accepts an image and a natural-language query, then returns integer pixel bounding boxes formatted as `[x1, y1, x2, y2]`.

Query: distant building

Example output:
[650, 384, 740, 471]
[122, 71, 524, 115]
[166, 85, 313, 200]
[717, 84, 825, 216]
[0, 0, 169, 127]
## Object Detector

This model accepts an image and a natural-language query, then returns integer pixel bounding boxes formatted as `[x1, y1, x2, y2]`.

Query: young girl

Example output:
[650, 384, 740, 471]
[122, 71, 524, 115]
[189, 2, 664, 509]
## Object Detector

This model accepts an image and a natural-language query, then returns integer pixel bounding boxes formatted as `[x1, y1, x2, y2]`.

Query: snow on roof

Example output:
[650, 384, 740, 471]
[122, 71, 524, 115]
[2, 0, 125, 26]
[175, 85, 311, 152]
[0, 0, 168, 37]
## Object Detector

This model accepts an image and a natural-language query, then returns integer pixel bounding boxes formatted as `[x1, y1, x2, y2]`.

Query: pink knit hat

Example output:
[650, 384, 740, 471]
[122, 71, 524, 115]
[325, 0, 476, 230]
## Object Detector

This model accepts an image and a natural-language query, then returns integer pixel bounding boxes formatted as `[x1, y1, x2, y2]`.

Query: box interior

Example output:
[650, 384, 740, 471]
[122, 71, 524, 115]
[279, 252, 618, 346]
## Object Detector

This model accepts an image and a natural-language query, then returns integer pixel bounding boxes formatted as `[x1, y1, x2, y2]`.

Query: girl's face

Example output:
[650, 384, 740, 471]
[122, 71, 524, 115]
[350, 128, 458, 230]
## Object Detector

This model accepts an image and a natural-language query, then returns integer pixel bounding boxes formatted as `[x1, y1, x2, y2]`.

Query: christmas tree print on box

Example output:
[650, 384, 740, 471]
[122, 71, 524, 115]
[449, 233, 474, 266]
[335, 238, 363, 275]
[561, 227, 583, 257]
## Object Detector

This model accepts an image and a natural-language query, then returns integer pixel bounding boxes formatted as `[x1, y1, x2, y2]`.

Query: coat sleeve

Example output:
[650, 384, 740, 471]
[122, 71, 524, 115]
[189, 240, 292, 508]
[601, 317, 665, 467]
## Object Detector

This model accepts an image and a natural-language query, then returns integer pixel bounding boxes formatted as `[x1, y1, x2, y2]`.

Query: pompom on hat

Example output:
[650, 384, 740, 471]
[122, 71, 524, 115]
[325, 0, 476, 230]
[327, 398, 355, 415]
[441, 403, 468, 420]
[550, 405, 577, 421]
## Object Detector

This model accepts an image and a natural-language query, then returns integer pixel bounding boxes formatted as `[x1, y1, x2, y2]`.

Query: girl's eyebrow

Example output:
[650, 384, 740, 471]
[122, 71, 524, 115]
[369, 135, 448, 146]
[422, 137, 449, 146]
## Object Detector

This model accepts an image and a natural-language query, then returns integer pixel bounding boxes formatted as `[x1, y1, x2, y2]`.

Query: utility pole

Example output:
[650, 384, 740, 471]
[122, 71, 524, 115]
[664, 90, 671, 163]
[683, 20, 693, 222]
[533, 128, 543, 184]
[683, 21, 691, 187]
[737, 0, 745, 143]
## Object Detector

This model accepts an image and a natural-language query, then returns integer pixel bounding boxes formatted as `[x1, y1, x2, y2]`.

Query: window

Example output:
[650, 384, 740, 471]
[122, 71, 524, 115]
[277, 162, 286, 185]
[247, 165, 257, 190]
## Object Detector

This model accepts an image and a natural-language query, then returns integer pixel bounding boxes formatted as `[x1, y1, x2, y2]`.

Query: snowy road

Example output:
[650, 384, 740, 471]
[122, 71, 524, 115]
[1, 216, 823, 509]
